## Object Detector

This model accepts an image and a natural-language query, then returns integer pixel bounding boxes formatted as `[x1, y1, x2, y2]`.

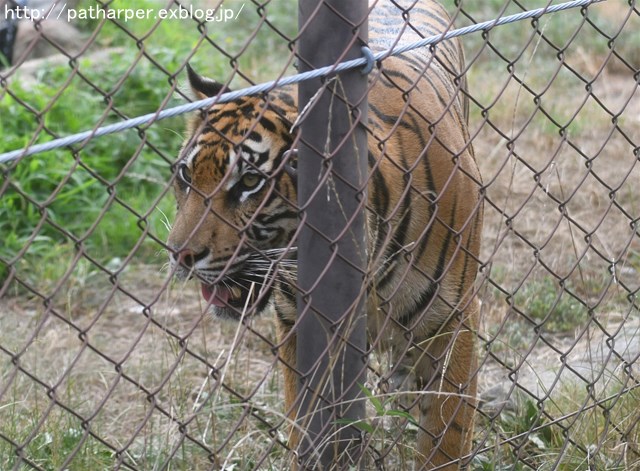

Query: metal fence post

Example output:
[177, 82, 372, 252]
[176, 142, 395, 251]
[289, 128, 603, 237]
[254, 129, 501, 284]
[296, 0, 369, 467]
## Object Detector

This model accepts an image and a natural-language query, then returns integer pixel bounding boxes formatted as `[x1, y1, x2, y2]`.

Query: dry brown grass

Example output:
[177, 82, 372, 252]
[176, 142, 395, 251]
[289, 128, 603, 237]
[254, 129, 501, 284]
[0, 267, 289, 470]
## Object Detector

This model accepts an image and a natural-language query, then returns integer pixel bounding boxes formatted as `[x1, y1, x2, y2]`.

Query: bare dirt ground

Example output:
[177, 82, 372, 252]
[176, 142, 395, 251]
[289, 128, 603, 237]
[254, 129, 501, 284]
[473, 69, 640, 411]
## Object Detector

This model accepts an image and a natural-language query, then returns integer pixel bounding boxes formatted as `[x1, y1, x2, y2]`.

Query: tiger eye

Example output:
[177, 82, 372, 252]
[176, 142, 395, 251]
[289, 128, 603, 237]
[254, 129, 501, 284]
[179, 164, 192, 184]
[240, 173, 261, 189]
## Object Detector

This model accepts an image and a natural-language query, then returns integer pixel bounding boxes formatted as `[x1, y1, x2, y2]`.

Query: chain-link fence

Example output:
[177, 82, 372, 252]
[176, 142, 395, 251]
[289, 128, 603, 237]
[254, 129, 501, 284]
[1, 0, 639, 469]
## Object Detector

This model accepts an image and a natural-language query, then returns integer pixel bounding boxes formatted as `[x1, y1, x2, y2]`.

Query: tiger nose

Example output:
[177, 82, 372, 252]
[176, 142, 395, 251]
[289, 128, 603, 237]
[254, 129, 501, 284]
[172, 248, 210, 269]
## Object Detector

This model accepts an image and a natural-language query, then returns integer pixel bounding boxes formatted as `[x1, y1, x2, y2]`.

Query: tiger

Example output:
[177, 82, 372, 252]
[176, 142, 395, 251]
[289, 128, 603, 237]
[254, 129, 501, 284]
[167, 0, 483, 468]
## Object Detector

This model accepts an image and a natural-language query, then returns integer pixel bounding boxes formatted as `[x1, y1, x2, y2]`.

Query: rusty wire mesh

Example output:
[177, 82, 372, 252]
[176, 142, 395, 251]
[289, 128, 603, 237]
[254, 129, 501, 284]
[1, 0, 639, 470]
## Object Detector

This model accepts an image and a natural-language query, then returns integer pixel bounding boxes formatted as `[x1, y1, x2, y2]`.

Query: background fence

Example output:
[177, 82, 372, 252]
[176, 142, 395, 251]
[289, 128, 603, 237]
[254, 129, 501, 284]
[1, 0, 639, 469]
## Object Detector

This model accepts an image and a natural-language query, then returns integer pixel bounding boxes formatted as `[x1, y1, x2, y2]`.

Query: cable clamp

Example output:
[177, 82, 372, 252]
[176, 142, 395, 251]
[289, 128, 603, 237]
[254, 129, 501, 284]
[361, 46, 375, 74]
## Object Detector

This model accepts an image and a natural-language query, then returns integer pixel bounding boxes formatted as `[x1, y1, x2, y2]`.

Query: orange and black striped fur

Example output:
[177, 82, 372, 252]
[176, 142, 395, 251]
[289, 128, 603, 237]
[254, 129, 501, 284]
[167, 0, 483, 468]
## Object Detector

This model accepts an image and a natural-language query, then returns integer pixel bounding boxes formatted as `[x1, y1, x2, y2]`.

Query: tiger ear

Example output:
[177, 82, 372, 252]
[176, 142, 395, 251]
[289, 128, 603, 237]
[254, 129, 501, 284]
[186, 64, 230, 100]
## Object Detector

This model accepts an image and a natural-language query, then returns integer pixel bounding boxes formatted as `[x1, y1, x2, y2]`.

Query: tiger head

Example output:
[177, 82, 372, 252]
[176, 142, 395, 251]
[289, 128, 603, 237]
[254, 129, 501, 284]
[167, 66, 299, 320]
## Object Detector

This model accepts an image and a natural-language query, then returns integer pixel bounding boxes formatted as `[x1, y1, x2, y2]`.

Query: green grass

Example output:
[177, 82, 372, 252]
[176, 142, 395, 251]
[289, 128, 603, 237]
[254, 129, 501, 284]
[0, 0, 296, 290]
[0, 371, 114, 470]
[1, 426, 115, 471]
[0, 69, 177, 290]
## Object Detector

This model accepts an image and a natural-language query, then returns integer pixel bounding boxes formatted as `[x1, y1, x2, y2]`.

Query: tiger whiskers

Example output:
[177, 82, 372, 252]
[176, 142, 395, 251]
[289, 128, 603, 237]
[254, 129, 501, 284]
[371, 240, 416, 278]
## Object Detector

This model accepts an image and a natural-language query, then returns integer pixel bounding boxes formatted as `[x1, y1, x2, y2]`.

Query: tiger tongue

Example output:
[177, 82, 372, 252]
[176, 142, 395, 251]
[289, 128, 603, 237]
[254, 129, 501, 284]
[201, 284, 230, 307]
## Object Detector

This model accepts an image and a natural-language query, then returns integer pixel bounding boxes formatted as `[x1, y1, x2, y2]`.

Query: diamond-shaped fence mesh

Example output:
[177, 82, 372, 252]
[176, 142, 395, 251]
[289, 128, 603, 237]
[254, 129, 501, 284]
[1, 0, 639, 470]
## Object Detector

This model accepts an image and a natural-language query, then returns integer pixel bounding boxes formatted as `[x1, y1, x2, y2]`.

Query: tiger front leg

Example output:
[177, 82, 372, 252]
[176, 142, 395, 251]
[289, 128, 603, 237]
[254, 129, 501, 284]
[414, 302, 479, 470]
[274, 313, 300, 468]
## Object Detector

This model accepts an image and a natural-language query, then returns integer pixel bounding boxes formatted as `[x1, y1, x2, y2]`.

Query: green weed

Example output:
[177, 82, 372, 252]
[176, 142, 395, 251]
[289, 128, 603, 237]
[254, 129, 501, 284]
[475, 379, 639, 470]
[514, 277, 588, 333]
